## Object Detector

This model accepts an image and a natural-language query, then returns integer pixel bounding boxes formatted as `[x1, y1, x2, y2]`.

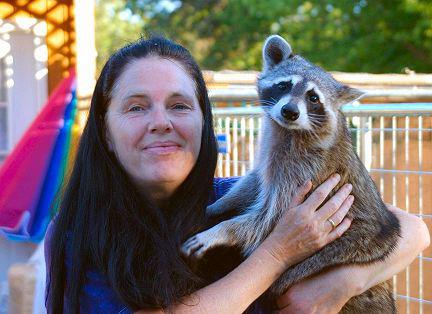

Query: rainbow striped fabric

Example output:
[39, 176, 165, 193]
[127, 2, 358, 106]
[0, 70, 79, 243]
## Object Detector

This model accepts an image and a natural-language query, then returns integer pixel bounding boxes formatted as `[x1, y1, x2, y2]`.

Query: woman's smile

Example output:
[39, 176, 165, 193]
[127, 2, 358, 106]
[143, 141, 182, 155]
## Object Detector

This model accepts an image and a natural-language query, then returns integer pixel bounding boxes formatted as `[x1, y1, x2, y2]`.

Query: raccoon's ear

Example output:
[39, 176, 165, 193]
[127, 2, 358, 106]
[336, 85, 365, 107]
[262, 35, 293, 71]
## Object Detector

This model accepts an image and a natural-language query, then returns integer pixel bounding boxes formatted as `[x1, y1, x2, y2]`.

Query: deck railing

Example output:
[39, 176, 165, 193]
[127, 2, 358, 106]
[213, 102, 432, 313]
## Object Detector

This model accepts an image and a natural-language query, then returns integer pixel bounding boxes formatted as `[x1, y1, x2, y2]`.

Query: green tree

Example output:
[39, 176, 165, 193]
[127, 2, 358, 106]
[95, 0, 146, 74]
[118, 0, 432, 73]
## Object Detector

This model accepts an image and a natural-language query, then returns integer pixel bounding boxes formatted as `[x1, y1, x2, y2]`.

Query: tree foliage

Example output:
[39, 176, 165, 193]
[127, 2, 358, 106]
[95, 0, 146, 73]
[107, 0, 432, 73]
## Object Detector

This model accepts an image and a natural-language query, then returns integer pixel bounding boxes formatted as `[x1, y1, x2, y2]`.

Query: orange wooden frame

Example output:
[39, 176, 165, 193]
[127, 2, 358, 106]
[0, 0, 76, 93]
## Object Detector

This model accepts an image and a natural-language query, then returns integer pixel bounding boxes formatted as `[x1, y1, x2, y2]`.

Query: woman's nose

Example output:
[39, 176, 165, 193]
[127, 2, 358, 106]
[148, 107, 173, 133]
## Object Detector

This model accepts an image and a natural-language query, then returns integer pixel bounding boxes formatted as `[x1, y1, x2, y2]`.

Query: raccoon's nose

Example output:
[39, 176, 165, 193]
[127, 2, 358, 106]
[281, 104, 300, 121]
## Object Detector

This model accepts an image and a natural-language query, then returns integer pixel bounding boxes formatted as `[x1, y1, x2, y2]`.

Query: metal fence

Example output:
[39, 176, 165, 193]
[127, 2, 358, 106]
[212, 103, 432, 314]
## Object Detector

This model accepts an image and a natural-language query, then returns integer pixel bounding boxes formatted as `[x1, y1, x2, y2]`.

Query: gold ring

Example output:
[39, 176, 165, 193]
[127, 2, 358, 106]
[327, 218, 337, 229]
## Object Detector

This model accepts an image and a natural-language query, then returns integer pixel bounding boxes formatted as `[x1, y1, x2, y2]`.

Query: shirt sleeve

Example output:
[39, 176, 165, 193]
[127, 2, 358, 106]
[212, 176, 241, 203]
[44, 219, 132, 314]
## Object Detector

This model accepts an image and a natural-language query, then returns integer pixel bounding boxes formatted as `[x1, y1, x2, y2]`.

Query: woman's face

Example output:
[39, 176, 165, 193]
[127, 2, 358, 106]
[105, 56, 203, 203]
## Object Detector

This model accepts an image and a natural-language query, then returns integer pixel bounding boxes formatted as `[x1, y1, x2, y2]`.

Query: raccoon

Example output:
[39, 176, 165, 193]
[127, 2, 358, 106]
[182, 35, 400, 313]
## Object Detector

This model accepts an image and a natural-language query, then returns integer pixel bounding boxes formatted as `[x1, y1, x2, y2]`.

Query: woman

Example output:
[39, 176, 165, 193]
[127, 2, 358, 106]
[45, 36, 430, 313]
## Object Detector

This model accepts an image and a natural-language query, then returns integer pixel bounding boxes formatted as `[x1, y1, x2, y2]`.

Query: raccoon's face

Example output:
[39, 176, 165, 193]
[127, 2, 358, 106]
[259, 74, 331, 132]
[257, 35, 364, 143]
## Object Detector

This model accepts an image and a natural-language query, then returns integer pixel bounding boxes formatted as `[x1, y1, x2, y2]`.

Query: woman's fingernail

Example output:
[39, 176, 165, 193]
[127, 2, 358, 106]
[349, 195, 355, 202]
[333, 173, 340, 181]
[346, 184, 353, 191]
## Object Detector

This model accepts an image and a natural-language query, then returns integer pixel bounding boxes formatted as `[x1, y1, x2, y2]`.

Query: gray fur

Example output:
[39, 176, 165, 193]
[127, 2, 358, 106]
[181, 35, 400, 313]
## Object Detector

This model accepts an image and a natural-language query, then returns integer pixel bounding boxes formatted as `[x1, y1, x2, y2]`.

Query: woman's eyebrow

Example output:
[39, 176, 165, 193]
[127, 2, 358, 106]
[123, 92, 150, 101]
[121, 91, 195, 103]
[169, 92, 195, 103]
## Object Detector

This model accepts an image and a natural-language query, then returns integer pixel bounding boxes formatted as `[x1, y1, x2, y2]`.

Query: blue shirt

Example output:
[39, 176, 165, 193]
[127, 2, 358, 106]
[45, 177, 240, 313]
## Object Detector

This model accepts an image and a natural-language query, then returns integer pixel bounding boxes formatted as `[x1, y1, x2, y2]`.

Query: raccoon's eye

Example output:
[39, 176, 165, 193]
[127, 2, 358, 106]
[309, 94, 320, 104]
[277, 81, 290, 90]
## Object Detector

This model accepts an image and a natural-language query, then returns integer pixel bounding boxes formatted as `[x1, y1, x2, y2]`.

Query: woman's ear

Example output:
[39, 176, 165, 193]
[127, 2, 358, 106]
[105, 126, 114, 152]
[103, 113, 114, 151]
[106, 139, 114, 152]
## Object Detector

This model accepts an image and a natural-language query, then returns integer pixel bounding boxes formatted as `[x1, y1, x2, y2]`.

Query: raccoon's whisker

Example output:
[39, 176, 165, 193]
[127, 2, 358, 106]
[308, 118, 325, 124]
[309, 117, 325, 125]
[244, 99, 262, 104]
[309, 125, 322, 136]
[310, 119, 324, 126]
[305, 128, 320, 143]
[308, 121, 324, 140]
[309, 118, 325, 124]
[260, 103, 276, 108]
[308, 114, 324, 118]
[308, 114, 326, 121]
[307, 128, 320, 142]
[259, 99, 276, 104]
[240, 114, 261, 120]
[259, 103, 274, 108]
[245, 99, 276, 106]
[245, 101, 269, 106]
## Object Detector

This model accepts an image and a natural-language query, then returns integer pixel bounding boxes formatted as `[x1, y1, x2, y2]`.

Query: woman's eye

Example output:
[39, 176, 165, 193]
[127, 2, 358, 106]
[309, 94, 320, 103]
[172, 103, 191, 110]
[129, 105, 145, 112]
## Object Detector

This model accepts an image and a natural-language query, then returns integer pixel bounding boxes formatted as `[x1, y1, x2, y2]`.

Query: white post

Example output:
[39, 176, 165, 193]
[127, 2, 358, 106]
[74, 0, 96, 100]
[8, 31, 42, 148]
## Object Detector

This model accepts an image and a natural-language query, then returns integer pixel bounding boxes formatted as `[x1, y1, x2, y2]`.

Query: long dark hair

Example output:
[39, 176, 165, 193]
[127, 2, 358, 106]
[46, 36, 218, 312]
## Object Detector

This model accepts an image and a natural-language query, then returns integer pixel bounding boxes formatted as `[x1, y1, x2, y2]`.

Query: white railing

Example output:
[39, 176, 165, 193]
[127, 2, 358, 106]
[208, 88, 432, 103]
[213, 103, 432, 313]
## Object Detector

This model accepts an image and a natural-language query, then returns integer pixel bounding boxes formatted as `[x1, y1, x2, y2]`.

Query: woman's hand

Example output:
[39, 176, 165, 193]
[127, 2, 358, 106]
[275, 204, 430, 314]
[262, 173, 354, 268]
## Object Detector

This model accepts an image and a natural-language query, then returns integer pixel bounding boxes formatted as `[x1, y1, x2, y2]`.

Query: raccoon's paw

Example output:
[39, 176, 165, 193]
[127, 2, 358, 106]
[181, 229, 218, 259]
